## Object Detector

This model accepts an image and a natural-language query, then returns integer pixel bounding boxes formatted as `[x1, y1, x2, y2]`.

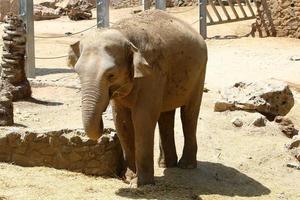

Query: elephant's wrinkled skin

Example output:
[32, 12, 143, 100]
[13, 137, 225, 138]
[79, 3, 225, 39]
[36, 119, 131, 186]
[68, 10, 207, 186]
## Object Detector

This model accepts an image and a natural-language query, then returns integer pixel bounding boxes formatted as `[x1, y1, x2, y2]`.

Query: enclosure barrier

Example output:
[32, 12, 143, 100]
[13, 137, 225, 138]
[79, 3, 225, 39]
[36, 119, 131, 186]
[206, 0, 256, 26]
[13, 0, 257, 78]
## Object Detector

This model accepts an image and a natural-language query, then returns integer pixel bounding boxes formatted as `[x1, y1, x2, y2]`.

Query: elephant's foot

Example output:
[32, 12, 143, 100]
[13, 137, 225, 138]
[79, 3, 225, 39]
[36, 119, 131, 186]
[178, 157, 197, 169]
[134, 173, 155, 187]
[158, 155, 177, 168]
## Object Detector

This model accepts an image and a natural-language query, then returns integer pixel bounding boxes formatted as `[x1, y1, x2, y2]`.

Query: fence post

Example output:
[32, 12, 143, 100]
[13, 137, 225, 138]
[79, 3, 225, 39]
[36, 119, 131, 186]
[97, 0, 109, 28]
[143, 0, 151, 10]
[199, 0, 207, 39]
[19, 0, 35, 78]
[155, 0, 166, 10]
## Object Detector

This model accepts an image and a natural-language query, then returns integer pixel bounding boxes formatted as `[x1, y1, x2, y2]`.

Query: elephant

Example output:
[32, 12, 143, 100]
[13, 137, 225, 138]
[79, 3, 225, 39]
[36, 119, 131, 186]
[68, 10, 207, 186]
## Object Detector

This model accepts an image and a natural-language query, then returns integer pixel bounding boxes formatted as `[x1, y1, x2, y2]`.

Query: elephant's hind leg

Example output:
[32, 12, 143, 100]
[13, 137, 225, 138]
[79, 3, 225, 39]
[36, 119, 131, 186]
[178, 85, 203, 169]
[158, 109, 178, 168]
[112, 102, 136, 178]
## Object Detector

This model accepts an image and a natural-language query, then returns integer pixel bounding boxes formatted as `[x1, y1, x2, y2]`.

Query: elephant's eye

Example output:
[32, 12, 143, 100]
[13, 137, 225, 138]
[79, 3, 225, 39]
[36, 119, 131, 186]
[107, 73, 115, 82]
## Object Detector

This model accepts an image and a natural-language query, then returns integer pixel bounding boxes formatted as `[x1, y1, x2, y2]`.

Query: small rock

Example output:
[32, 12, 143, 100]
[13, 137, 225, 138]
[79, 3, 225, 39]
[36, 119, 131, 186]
[231, 117, 243, 127]
[296, 152, 300, 162]
[286, 135, 300, 149]
[132, 9, 142, 14]
[252, 116, 267, 127]
[286, 163, 300, 170]
[203, 87, 209, 93]
[275, 116, 298, 138]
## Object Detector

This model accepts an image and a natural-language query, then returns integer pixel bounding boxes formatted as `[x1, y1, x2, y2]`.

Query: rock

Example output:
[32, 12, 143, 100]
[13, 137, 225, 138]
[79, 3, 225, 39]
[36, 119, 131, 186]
[275, 116, 298, 138]
[132, 9, 142, 14]
[286, 163, 300, 170]
[35, 0, 58, 9]
[66, 0, 93, 21]
[203, 87, 209, 93]
[296, 153, 300, 162]
[286, 135, 300, 149]
[214, 80, 294, 119]
[231, 117, 243, 127]
[0, 0, 19, 22]
[34, 5, 60, 21]
[252, 116, 267, 127]
[0, 90, 13, 126]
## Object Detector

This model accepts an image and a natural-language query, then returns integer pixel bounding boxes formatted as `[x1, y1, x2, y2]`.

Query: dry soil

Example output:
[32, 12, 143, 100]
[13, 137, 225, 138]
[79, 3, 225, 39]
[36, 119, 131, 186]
[0, 6, 300, 200]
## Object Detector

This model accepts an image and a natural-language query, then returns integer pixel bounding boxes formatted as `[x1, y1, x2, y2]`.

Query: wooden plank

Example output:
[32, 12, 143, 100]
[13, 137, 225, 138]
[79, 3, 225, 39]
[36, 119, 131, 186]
[19, 0, 35, 78]
[207, 15, 255, 25]
[208, 0, 222, 22]
[237, 0, 248, 18]
[245, 0, 255, 17]
[227, 0, 239, 19]
[217, 0, 231, 20]
[206, 6, 214, 23]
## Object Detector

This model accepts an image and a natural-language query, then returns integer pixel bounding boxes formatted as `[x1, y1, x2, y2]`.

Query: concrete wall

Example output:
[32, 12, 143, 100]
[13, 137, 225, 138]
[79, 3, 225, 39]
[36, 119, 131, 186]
[254, 0, 300, 38]
[0, 129, 124, 176]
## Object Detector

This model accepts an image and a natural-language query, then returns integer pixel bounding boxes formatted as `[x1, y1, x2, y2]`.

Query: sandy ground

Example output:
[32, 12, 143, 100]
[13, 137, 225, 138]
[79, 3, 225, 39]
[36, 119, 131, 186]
[0, 6, 300, 200]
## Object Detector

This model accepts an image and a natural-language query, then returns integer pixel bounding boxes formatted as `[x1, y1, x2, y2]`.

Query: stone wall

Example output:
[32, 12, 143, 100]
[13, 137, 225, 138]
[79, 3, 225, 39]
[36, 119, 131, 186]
[253, 0, 300, 38]
[0, 128, 124, 176]
[0, 0, 19, 21]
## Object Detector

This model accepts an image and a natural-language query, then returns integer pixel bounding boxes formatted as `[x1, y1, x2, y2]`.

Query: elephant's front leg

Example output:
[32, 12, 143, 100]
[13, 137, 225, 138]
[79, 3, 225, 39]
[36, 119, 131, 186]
[131, 80, 164, 186]
[131, 106, 160, 186]
[111, 101, 136, 177]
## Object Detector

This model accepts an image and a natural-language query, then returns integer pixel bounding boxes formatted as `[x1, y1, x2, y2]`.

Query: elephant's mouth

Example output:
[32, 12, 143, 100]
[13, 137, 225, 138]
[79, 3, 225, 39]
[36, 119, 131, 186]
[110, 82, 133, 99]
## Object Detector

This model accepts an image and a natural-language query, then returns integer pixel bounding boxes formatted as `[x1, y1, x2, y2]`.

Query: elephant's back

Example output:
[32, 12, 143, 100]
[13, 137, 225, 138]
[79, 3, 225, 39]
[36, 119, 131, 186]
[112, 10, 207, 69]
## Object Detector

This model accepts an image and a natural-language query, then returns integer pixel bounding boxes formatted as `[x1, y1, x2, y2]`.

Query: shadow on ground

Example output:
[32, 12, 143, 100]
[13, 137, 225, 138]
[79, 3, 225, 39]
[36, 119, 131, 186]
[35, 68, 74, 76]
[115, 161, 270, 200]
[207, 35, 245, 40]
[25, 97, 63, 106]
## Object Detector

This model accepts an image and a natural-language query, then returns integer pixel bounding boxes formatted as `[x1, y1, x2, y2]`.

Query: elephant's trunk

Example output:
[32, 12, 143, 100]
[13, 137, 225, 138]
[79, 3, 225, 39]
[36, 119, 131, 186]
[81, 81, 109, 140]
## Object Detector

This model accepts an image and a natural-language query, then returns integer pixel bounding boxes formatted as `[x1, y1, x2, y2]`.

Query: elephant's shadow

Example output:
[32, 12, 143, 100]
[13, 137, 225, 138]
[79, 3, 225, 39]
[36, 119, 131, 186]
[115, 161, 270, 200]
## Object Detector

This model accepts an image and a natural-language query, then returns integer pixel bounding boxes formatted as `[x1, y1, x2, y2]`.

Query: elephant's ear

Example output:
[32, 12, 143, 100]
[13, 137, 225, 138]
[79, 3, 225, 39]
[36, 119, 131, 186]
[129, 42, 152, 78]
[68, 41, 81, 68]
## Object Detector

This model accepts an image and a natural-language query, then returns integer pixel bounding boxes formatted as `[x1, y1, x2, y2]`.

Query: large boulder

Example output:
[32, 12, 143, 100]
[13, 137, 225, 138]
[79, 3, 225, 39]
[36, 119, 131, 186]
[214, 80, 294, 119]
[34, 0, 59, 9]
[34, 5, 61, 20]
[66, 0, 93, 20]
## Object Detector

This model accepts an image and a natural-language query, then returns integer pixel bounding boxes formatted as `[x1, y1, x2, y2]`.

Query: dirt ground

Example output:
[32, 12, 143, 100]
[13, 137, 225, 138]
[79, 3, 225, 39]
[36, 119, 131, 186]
[0, 6, 300, 200]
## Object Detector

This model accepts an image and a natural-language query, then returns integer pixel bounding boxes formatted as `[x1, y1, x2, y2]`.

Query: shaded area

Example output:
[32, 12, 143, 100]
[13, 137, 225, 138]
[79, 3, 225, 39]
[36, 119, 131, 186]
[207, 35, 244, 40]
[25, 97, 63, 106]
[116, 161, 270, 199]
[35, 68, 74, 76]
[13, 123, 27, 128]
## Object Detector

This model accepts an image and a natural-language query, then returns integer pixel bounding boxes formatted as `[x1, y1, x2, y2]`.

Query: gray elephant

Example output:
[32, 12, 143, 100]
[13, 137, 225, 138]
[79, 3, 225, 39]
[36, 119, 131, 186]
[68, 10, 207, 186]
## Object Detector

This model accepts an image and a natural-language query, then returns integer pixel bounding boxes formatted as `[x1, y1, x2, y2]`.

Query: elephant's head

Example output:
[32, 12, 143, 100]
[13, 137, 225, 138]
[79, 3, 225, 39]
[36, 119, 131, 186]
[68, 29, 152, 140]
